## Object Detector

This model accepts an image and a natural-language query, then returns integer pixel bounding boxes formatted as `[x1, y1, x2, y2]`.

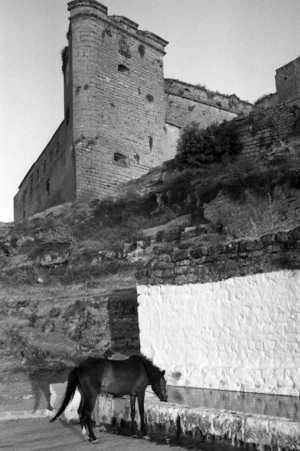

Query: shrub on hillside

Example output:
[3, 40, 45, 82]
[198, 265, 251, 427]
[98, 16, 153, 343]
[175, 120, 242, 168]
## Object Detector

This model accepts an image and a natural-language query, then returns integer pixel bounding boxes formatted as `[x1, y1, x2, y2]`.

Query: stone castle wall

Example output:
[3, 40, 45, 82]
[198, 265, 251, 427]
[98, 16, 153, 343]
[237, 103, 300, 160]
[165, 78, 252, 128]
[13, 122, 75, 222]
[276, 56, 300, 107]
[163, 79, 253, 161]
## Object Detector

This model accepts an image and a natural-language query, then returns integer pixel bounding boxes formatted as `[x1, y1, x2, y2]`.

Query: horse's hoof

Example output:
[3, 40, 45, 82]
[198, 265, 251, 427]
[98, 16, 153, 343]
[88, 438, 99, 444]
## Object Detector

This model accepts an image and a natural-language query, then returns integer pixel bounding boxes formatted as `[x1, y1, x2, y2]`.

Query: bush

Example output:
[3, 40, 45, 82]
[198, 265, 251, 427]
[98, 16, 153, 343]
[175, 120, 242, 168]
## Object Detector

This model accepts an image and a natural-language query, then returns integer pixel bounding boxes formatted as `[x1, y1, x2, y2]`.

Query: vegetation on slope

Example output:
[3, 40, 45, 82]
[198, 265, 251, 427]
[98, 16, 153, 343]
[175, 120, 242, 167]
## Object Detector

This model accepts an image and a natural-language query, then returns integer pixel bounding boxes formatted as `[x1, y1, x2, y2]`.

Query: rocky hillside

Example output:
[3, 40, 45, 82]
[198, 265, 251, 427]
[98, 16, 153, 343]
[1, 104, 300, 379]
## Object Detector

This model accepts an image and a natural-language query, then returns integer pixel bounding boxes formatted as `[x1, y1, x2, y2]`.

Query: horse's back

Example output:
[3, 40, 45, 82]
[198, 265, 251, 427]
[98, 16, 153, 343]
[77, 355, 148, 396]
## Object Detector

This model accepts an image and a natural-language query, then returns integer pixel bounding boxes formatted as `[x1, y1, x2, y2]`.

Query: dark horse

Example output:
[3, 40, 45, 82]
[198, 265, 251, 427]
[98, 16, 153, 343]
[50, 354, 168, 442]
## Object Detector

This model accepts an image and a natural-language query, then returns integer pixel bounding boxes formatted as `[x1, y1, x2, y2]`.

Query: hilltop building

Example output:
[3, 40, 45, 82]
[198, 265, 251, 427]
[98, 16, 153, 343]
[14, 0, 300, 221]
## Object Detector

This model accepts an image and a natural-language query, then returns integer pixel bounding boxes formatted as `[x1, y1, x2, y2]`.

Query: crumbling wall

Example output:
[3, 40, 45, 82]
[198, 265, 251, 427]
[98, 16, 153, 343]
[237, 103, 300, 159]
[165, 79, 252, 117]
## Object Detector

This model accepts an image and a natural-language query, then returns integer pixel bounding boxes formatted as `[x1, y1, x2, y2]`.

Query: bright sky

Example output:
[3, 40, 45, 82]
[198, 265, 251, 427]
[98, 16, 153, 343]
[1, 0, 299, 222]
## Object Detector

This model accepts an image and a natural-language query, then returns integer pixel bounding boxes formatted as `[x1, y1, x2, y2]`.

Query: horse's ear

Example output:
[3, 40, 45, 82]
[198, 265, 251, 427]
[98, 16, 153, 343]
[161, 370, 165, 376]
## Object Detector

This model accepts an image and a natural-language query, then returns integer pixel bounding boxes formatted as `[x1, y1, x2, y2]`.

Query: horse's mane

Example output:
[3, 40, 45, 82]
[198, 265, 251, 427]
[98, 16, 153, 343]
[136, 354, 162, 382]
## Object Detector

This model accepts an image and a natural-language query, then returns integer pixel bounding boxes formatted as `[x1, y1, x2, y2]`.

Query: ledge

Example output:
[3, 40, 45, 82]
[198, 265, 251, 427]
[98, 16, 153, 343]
[50, 382, 300, 449]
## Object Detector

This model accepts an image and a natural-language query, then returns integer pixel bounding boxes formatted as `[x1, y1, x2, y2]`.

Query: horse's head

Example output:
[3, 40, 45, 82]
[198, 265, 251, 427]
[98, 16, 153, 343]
[151, 370, 168, 402]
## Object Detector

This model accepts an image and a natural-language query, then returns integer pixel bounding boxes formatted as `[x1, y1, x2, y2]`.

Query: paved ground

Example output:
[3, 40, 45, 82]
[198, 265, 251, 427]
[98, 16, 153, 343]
[0, 418, 188, 451]
[0, 369, 239, 451]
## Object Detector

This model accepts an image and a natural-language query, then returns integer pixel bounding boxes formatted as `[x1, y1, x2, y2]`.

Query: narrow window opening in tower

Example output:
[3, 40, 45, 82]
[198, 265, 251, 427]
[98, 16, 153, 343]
[46, 179, 50, 194]
[133, 153, 140, 164]
[138, 44, 145, 57]
[148, 136, 153, 151]
[118, 64, 129, 74]
[113, 152, 128, 167]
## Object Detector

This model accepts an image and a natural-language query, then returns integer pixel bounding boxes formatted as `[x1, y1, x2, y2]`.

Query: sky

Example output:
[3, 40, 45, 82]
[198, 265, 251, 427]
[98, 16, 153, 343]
[0, 0, 299, 222]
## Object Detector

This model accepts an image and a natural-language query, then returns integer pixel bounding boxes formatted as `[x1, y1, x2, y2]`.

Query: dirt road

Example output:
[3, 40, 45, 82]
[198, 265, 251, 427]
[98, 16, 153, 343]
[0, 417, 186, 451]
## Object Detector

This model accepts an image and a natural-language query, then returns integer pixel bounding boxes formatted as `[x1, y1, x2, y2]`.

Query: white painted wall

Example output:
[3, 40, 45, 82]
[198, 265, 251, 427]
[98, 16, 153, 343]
[138, 270, 300, 396]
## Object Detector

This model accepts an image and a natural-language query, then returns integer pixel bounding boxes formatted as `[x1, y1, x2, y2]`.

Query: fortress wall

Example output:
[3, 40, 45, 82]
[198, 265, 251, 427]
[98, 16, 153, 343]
[164, 79, 252, 158]
[165, 79, 252, 116]
[237, 103, 300, 160]
[160, 103, 300, 170]
[254, 93, 278, 110]
[137, 227, 300, 395]
[69, 0, 169, 201]
[276, 56, 300, 107]
[13, 3, 300, 220]
[14, 122, 75, 222]
[166, 93, 237, 130]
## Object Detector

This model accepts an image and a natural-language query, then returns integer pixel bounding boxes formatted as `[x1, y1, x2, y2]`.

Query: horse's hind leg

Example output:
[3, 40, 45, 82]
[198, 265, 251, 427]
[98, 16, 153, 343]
[78, 397, 86, 436]
[130, 394, 137, 435]
[81, 390, 98, 442]
[137, 392, 146, 436]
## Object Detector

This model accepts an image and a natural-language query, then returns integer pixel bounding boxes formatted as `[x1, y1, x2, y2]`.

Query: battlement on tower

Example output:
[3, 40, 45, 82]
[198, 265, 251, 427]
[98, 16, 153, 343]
[68, 0, 168, 53]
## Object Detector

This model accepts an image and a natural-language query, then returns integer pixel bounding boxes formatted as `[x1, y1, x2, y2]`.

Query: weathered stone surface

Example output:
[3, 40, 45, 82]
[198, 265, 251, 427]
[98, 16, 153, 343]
[0, 283, 139, 374]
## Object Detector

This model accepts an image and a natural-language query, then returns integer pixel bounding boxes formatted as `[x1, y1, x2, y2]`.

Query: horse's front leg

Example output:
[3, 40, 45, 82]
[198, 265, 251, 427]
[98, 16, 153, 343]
[130, 394, 136, 435]
[137, 391, 146, 436]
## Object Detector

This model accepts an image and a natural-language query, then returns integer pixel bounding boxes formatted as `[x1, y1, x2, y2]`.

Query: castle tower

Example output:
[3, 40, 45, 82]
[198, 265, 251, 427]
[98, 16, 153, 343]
[68, 0, 168, 200]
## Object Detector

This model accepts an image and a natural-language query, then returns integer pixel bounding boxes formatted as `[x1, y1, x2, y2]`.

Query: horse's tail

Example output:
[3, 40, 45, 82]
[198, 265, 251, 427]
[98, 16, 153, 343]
[49, 367, 79, 422]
